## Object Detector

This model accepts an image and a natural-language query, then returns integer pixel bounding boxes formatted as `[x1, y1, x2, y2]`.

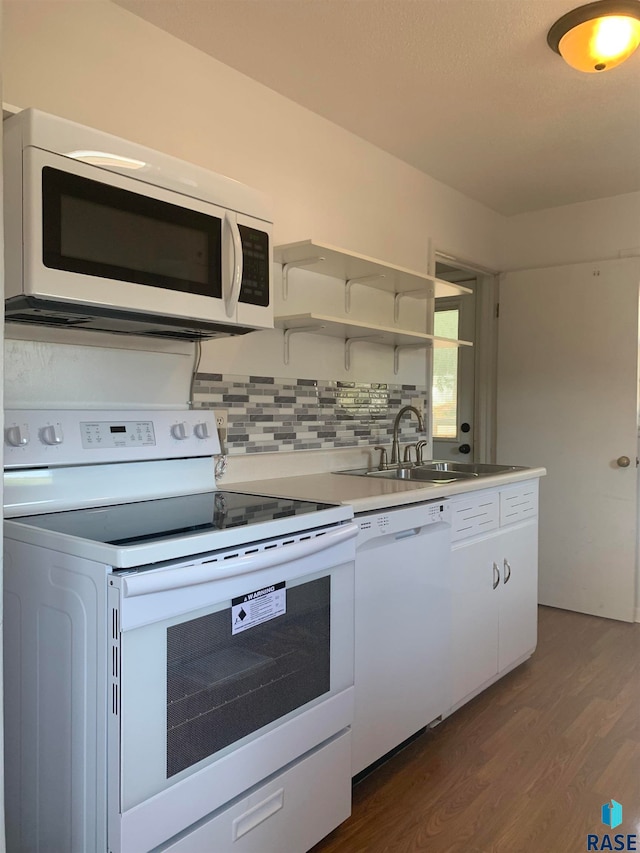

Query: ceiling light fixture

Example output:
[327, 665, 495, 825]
[547, 0, 640, 72]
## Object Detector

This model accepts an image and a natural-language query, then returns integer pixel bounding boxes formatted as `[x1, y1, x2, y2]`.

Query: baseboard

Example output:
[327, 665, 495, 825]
[635, 606, 640, 623]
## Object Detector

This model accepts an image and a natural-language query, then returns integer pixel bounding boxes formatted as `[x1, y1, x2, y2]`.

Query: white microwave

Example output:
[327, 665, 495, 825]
[3, 109, 273, 340]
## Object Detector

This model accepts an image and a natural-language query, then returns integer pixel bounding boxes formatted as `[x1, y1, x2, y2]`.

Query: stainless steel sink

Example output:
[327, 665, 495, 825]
[335, 460, 527, 483]
[420, 461, 527, 475]
[365, 467, 477, 483]
[336, 464, 478, 483]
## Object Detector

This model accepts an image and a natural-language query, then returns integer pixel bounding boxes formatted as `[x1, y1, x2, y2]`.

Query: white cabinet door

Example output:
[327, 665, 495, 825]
[497, 258, 639, 622]
[450, 534, 499, 709]
[497, 521, 538, 672]
[450, 484, 539, 712]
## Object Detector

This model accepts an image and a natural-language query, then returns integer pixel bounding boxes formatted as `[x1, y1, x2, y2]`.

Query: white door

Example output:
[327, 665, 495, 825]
[496, 258, 640, 622]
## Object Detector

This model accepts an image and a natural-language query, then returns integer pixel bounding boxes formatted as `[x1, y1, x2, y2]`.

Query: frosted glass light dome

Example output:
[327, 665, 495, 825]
[547, 0, 640, 72]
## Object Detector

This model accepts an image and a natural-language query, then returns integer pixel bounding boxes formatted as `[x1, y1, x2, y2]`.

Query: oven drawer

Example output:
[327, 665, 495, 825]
[161, 730, 351, 853]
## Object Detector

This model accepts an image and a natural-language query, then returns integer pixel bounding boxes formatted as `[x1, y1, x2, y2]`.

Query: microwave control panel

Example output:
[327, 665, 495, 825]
[239, 224, 270, 307]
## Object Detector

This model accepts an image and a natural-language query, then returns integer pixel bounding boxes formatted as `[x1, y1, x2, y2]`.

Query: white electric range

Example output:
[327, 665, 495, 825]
[3, 408, 357, 853]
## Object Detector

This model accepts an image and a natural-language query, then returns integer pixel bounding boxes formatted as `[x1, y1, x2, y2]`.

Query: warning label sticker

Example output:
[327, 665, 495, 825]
[231, 581, 286, 635]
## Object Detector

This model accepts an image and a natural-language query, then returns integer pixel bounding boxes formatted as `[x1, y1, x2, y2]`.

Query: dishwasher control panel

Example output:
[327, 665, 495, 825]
[356, 500, 449, 546]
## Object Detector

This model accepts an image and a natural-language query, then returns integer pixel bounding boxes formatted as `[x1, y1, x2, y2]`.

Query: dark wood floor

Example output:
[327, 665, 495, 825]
[312, 606, 640, 853]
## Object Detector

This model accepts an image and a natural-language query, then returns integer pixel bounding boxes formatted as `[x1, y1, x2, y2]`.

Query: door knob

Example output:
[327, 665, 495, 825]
[459, 443, 471, 455]
[617, 456, 631, 468]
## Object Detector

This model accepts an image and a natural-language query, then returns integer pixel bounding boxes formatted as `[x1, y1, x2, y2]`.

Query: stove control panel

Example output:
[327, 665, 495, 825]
[81, 419, 156, 449]
[4, 409, 222, 468]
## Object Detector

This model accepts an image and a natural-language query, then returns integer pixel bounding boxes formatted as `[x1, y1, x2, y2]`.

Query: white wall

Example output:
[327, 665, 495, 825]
[4, 1, 639, 438]
[4, 1, 504, 274]
[2, 0, 505, 478]
[501, 191, 640, 271]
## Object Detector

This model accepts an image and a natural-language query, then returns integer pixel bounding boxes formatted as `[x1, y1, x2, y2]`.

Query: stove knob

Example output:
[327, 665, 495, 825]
[171, 421, 191, 440]
[194, 422, 211, 439]
[6, 425, 30, 447]
[40, 424, 64, 445]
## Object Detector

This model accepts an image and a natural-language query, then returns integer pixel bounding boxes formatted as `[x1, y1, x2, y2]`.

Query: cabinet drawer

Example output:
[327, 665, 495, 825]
[450, 492, 499, 542]
[500, 481, 538, 526]
[161, 730, 351, 853]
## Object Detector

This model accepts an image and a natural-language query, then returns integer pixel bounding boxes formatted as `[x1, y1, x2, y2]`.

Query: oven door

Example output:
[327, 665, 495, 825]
[20, 148, 272, 329]
[109, 523, 356, 853]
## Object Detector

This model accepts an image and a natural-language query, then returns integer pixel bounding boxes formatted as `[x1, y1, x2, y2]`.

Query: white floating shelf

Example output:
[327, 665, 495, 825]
[276, 313, 428, 346]
[274, 240, 472, 299]
[275, 313, 472, 370]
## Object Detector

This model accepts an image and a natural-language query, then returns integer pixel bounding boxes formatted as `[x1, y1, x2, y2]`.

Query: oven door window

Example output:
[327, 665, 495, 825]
[118, 563, 353, 812]
[42, 167, 221, 296]
[166, 575, 330, 778]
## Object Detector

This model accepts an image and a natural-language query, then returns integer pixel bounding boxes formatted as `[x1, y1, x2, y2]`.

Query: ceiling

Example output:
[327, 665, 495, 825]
[113, 0, 640, 216]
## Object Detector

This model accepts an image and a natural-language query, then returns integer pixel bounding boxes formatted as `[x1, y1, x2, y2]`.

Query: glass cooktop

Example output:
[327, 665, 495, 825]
[13, 490, 341, 548]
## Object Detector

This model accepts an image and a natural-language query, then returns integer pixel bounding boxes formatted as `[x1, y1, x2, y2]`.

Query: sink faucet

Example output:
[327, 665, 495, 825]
[391, 405, 425, 464]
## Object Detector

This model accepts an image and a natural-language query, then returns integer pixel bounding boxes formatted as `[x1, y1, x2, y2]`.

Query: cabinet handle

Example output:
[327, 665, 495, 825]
[492, 561, 500, 590]
[504, 558, 512, 584]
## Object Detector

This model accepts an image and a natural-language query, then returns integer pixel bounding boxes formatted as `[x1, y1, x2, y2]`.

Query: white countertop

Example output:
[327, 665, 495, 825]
[226, 466, 547, 513]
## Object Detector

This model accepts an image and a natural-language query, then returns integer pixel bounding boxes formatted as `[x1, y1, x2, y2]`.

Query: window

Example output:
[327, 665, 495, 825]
[432, 308, 459, 439]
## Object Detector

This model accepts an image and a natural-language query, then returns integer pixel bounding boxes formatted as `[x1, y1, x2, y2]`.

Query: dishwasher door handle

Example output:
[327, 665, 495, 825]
[395, 527, 421, 540]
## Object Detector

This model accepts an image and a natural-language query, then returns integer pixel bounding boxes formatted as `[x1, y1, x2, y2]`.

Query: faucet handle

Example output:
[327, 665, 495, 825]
[403, 443, 417, 463]
[416, 440, 428, 465]
[373, 446, 388, 470]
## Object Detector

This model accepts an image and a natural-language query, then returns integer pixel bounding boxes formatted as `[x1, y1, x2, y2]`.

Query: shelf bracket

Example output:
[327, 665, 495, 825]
[282, 257, 325, 300]
[394, 343, 427, 375]
[393, 286, 434, 323]
[282, 325, 324, 364]
[345, 274, 386, 313]
[345, 335, 382, 371]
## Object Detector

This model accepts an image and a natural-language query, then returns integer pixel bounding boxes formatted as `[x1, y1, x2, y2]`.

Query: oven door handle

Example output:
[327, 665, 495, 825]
[121, 521, 358, 598]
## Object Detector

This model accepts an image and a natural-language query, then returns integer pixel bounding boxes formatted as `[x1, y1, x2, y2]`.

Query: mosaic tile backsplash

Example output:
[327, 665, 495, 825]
[193, 374, 428, 455]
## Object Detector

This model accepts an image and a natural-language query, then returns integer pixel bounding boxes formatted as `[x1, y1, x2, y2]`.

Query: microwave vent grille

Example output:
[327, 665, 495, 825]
[8, 312, 90, 326]
[5, 296, 257, 342]
[144, 329, 215, 341]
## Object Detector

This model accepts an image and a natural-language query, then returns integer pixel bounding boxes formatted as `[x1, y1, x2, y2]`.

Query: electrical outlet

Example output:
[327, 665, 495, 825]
[411, 397, 425, 417]
[215, 409, 228, 437]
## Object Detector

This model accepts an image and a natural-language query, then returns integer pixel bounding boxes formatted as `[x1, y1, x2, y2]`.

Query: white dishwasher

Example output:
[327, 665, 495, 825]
[352, 499, 451, 776]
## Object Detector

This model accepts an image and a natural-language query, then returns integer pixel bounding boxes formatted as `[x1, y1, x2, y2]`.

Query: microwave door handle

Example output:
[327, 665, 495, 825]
[223, 211, 243, 318]
[121, 521, 359, 598]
